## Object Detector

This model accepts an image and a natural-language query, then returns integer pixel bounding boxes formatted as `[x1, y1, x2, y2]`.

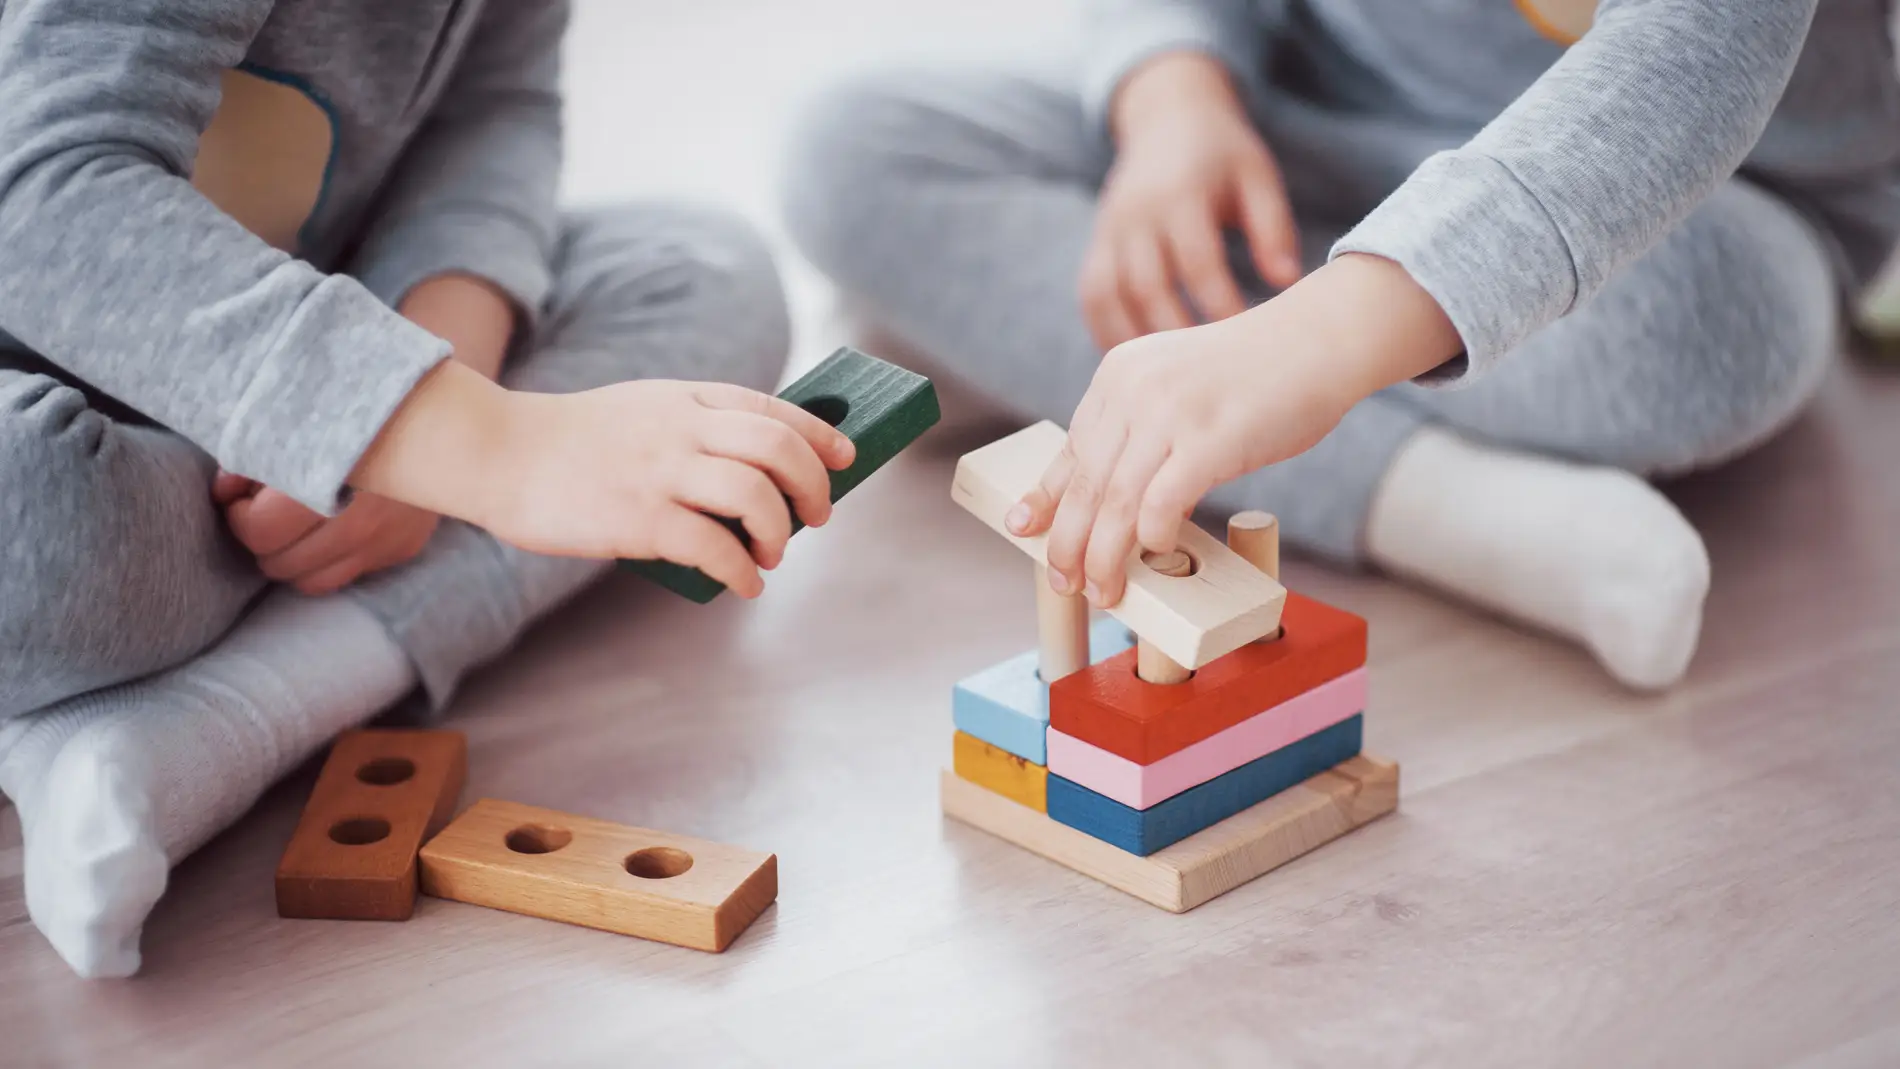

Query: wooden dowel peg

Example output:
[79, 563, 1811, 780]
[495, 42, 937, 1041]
[1228, 511, 1282, 641]
[1136, 550, 1195, 685]
[1226, 511, 1279, 580]
[1035, 564, 1090, 683]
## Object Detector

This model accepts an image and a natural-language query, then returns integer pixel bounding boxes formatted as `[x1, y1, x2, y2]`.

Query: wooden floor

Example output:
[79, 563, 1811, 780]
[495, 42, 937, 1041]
[6, 2, 1900, 1066]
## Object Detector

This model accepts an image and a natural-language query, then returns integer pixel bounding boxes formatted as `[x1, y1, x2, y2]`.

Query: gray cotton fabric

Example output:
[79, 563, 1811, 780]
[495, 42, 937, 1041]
[782, 0, 1896, 563]
[0, 0, 570, 515]
[0, 0, 794, 715]
[0, 202, 792, 718]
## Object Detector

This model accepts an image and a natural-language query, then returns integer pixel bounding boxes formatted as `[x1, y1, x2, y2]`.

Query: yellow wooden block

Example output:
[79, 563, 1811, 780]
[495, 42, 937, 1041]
[953, 731, 1049, 812]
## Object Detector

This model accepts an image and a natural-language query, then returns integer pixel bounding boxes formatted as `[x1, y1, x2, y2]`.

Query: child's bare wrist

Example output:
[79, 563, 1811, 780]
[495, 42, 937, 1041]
[1245, 254, 1461, 404]
[351, 359, 515, 524]
[1111, 51, 1247, 148]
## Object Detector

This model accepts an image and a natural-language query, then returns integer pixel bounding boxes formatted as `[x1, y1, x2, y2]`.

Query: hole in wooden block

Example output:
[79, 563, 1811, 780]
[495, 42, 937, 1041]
[355, 756, 416, 786]
[1141, 549, 1199, 578]
[799, 395, 850, 427]
[329, 817, 391, 846]
[624, 846, 694, 879]
[505, 825, 573, 855]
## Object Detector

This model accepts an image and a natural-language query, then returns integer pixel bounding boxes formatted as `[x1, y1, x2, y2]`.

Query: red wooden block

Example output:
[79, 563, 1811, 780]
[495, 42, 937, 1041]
[1049, 592, 1367, 764]
[276, 729, 467, 921]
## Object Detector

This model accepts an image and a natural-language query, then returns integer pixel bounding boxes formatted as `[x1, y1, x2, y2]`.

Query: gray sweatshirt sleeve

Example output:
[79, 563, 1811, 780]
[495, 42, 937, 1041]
[0, 0, 451, 514]
[1331, 0, 1820, 384]
[347, 0, 569, 322]
[1079, 0, 1286, 135]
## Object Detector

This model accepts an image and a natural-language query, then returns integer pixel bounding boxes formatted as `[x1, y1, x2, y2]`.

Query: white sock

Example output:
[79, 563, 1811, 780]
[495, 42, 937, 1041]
[0, 590, 416, 978]
[1365, 426, 1711, 690]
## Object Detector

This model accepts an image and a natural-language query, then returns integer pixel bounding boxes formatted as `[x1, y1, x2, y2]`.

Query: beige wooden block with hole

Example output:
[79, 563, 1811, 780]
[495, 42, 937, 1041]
[941, 756, 1398, 912]
[952, 421, 1286, 669]
[418, 798, 777, 952]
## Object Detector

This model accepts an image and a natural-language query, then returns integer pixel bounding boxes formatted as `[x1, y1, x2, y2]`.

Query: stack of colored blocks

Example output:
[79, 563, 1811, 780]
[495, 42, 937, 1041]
[941, 422, 1399, 911]
[951, 595, 1369, 855]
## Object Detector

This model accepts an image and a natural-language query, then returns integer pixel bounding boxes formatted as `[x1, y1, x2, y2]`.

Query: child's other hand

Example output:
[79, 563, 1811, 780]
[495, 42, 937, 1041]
[1082, 51, 1301, 351]
[218, 475, 441, 595]
[478, 379, 856, 598]
[1014, 254, 1464, 608]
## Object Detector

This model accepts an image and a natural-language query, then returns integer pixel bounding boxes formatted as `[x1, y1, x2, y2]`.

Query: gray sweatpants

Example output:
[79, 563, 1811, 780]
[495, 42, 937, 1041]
[781, 66, 1839, 565]
[0, 203, 790, 720]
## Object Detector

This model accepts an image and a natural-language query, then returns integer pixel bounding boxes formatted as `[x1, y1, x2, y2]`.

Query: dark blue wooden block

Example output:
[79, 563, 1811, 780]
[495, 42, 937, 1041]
[1046, 714, 1364, 856]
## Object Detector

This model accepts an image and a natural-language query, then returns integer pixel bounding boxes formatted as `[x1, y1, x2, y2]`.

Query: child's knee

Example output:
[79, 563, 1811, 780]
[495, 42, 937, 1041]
[1642, 187, 1837, 469]
[780, 69, 961, 269]
[0, 375, 248, 714]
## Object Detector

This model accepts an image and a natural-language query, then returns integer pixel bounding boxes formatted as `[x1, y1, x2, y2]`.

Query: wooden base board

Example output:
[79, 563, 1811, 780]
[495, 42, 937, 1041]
[419, 799, 777, 952]
[940, 755, 1398, 912]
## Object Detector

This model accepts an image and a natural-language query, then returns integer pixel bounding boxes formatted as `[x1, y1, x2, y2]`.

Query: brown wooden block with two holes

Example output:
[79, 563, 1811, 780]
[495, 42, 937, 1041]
[418, 798, 778, 952]
[275, 729, 468, 921]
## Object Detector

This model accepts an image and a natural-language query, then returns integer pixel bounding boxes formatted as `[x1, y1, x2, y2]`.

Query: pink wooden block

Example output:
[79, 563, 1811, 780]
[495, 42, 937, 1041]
[1046, 668, 1368, 810]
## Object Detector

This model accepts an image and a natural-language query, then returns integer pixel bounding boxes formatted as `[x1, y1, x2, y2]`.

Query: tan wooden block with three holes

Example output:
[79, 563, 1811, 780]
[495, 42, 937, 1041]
[418, 798, 778, 952]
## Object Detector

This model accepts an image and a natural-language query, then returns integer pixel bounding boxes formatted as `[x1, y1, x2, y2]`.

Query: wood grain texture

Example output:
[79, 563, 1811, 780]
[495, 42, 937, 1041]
[1035, 564, 1090, 682]
[1048, 667, 1367, 809]
[275, 730, 467, 921]
[951, 617, 1134, 764]
[623, 346, 941, 602]
[417, 798, 777, 952]
[1048, 715, 1364, 855]
[951, 421, 1286, 668]
[952, 731, 1048, 812]
[1227, 511, 1280, 582]
[1051, 591, 1367, 763]
[1135, 550, 1196, 684]
[941, 755, 1398, 912]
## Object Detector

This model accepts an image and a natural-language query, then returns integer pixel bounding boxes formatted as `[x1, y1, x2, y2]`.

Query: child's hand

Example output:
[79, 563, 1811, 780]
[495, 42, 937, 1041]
[355, 374, 846, 598]
[1081, 51, 1302, 351]
[480, 380, 854, 596]
[1014, 254, 1464, 607]
[214, 472, 441, 595]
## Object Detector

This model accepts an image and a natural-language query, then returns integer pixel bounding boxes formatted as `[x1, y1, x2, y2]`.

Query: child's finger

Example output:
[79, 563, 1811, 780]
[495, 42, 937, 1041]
[291, 557, 368, 597]
[675, 456, 793, 570]
[1120, 234, 1194, 336]
[211, 470, 258, 505]
[1084, 436, 1170, 608]
[1164, 208, 1246, 322]
[1045, 425, 1127, 604]
[1136, 450, 1212, 553]
[1078, 240, 1140, 351]
[1236, 163, 1302, 289]
[260, 505, 377, 582]
[1010, 440, 1076, 539]
[700, 410, 834, 529]
[654, 507, 764, 598]
[696, 383, 856, 472]
[227, 490, 324, 558]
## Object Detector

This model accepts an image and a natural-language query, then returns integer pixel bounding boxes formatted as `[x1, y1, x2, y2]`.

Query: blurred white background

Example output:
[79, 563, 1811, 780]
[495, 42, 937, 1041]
[559, 0, 1080, 368]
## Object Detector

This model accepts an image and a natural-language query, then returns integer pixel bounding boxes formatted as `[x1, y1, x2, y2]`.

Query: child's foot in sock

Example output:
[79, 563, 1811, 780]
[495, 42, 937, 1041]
[1365, 426, 1711, 690]
[0, 591, 415, 978]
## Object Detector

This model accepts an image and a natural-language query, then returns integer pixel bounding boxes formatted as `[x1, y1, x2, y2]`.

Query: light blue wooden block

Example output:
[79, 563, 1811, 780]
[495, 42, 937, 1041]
[952, 618, 1132, 764]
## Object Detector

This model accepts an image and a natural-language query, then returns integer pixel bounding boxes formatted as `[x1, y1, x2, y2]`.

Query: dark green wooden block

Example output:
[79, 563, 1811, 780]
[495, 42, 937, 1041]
[621, 347, 941, 602]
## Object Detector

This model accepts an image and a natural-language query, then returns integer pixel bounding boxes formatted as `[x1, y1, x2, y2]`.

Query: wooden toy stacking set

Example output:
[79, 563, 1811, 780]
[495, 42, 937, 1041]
[942, 421, 1399, 911]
